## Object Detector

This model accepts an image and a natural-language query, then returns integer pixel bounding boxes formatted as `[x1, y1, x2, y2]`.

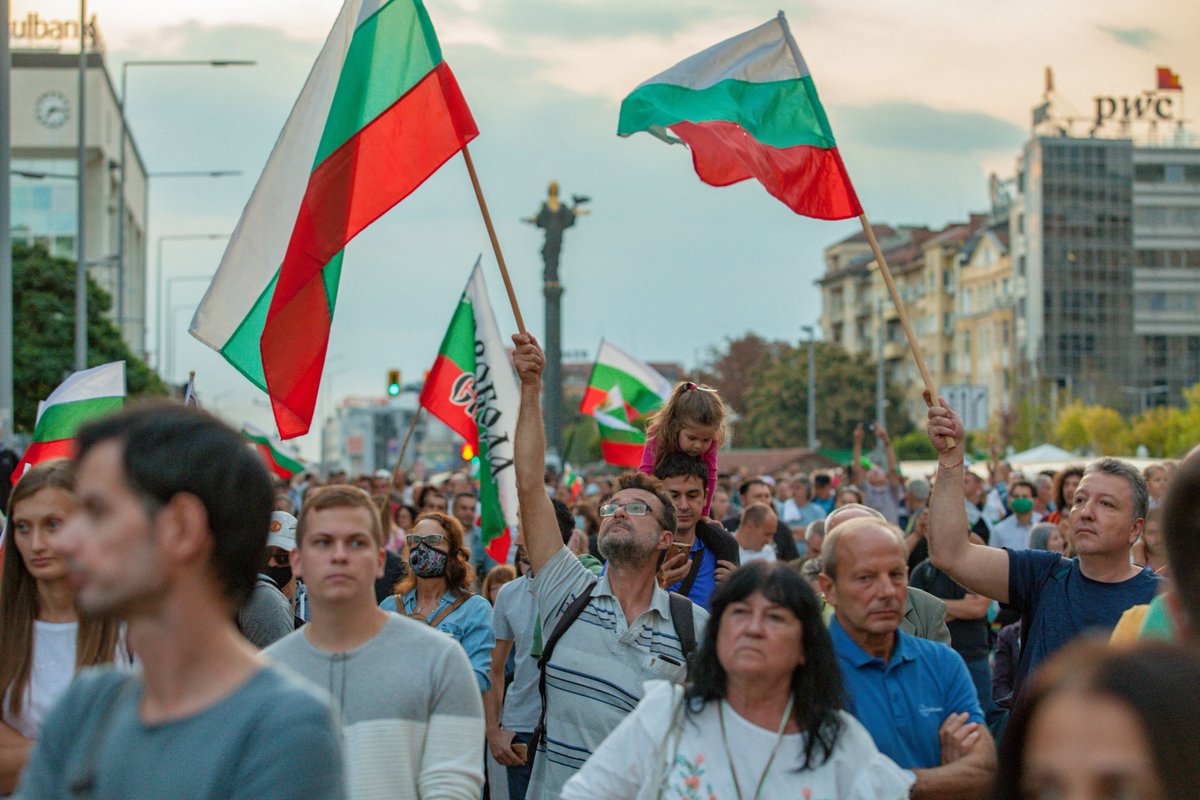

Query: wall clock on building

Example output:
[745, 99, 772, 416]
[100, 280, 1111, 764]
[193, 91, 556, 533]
[35, 91, 69, 128]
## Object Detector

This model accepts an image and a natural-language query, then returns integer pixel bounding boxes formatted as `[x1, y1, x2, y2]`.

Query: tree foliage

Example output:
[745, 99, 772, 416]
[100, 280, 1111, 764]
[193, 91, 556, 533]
[696, 333, 790, 416]
[13, 243, 167, 433]
[735, 341, 909, 450]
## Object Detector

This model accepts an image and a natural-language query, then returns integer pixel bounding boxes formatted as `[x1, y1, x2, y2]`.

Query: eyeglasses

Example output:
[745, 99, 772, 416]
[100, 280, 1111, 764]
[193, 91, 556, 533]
[407, 533, 446, 548]
[598, 502, 652, 518]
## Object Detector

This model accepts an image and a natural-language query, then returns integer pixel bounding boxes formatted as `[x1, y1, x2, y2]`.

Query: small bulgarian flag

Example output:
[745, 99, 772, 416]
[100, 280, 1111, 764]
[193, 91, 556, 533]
[579, 340, 672, 420]
[190, 0, 479, 440]
[243, 423, 305, 480]
[593, 386, 646, 468]
[617, 12, 862, 220]
[12, 362, 125, 484]
[562, 462, 583, 501]
[419, 260, 520, 563]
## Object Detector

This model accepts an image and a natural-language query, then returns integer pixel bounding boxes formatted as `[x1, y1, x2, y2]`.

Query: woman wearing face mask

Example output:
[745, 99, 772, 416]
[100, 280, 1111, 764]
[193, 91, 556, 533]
[380, 512, 495, 692]
[0, 461, 126, 794]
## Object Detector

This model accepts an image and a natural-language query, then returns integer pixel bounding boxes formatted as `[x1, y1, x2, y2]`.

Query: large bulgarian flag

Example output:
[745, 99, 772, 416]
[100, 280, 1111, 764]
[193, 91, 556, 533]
[419, 260, 520, 563]
[243, 423, 306, 481]
[189, 0, 478, 439]
[579, 340, 673, 420]
[617, 12, 862, 220]
[12, 362, 125, 484]
[593, 386, 646, 468]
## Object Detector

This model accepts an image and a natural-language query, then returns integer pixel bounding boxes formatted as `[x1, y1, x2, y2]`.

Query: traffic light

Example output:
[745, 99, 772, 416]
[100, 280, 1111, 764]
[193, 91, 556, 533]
[386, 369, 401, 396]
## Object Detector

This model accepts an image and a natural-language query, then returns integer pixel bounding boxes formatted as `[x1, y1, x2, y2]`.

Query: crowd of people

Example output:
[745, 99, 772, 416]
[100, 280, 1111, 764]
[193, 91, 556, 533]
[0, 332, 1196, 799]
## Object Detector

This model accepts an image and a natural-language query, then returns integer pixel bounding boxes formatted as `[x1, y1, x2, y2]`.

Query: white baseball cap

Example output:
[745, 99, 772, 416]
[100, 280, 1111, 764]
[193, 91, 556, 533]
[267, 511, 297, 551]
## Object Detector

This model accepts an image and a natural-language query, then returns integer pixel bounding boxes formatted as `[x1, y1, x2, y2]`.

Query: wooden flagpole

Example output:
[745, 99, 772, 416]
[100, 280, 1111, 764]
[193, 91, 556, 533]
[393, 404, 423, 483]
[461, 143, 526, 334]
[857, 214, 954, 447]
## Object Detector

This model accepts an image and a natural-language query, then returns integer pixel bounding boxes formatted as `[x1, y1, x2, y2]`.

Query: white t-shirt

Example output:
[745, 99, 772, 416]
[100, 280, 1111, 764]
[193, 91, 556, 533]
[1, 620, 78, 739]
[562, 680, 913, 800]
[738, 544, 777, 564]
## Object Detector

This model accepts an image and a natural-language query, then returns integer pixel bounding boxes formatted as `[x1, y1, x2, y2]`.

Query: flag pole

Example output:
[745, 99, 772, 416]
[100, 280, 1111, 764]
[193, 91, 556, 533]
[461, 143, 526, 334]
[857, 214, 953, 446]
[393, 404, 423, 479]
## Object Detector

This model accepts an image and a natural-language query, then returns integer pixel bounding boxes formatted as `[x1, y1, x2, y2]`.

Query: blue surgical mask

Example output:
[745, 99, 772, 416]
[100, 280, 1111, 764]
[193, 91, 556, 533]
[574, 515, 586, 530]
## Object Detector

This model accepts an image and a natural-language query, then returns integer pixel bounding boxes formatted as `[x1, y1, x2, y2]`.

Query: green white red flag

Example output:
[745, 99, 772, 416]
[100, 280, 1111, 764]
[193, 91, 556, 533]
[12, 362, 125, 484]
[189, 0, 479, 439]
[593, 385, 646, 468]
[562, 462, 583, 501]
[419, 260, 519, 563]
[579, 340, 672, 420]
[243, 423, 306, 481]
[617, 12, 862, 220]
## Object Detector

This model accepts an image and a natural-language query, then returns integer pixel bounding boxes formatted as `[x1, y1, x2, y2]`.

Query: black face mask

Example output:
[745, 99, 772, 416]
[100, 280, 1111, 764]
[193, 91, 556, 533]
[263, 564, 293, 588]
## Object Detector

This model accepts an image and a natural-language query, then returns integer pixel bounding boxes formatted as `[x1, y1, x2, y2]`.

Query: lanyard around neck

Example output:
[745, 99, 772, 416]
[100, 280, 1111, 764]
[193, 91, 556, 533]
[718, 694, 795, 800]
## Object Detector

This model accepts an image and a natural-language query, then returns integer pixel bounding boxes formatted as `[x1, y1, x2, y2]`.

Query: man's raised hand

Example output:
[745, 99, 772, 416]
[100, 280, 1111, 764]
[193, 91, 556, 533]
[924, 390, 966, 465]
[511, 332, 545, 385]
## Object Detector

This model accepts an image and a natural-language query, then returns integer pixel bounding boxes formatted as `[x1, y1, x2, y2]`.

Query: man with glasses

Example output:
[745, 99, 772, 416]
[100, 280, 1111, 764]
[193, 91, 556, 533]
[267, 486, 485, 799]
[238, 511, 300, 647]
[511, 332, 708, 800]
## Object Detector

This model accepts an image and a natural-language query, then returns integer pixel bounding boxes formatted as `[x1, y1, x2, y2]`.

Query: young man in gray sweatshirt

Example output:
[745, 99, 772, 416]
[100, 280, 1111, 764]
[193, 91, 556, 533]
[267, 486, 484, 799]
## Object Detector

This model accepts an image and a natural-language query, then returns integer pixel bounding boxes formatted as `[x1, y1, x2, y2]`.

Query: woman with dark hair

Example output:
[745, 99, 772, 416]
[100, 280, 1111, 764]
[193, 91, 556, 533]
[379, 511, 494, 692]
[0, 461, 124, 793]
[561, 561, 912, 799]
[1045, 465, 1084, 525]
[994, 639, 1200, 800]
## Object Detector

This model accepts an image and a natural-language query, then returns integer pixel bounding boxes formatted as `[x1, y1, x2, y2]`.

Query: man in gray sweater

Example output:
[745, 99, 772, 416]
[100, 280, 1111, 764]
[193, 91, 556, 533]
[267, 486, 484, 799]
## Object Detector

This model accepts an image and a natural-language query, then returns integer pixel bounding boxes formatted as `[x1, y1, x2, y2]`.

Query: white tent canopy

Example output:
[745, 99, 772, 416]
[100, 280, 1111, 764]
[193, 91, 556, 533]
[1009, 443, 1078, 463]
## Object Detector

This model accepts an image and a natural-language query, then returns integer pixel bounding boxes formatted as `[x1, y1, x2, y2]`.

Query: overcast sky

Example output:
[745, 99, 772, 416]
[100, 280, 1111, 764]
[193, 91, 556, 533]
[15, 0, 1200, 455]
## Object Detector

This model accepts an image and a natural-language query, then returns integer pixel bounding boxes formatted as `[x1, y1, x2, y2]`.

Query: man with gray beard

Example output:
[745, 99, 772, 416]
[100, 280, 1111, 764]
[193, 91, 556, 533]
[510, 332, 708, 800]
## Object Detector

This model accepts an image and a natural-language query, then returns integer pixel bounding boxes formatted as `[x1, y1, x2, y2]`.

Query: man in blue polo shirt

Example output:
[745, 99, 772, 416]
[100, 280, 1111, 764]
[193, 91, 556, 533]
[819, 516, 996, 797]
[654, 452, 740, 610]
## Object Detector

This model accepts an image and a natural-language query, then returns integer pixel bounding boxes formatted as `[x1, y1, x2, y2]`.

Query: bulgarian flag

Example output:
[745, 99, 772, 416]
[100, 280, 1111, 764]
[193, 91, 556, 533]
[593, 386, 646, 468]
[579, 340, 673, 420]
[12, 362, 125, 484]
[419, 260, 520, 563]
[243, 423, 306, 480]
[562, 462, 583, 501]
[617, 12, 862, 220]
[189, 0, 478, 439]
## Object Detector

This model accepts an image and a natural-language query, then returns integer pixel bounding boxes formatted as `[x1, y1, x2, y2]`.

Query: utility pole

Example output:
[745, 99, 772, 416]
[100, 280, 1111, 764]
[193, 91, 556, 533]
[74, 0, 88, 370]
[1, 0, 14, 446]
[801, 325, 817, 450]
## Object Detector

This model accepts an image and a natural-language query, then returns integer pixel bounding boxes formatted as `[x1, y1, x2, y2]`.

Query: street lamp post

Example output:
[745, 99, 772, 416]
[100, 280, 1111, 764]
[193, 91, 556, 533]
[116, 59, 254, 332]
[154, 233, 227, 369]
[0, 0, 11, 447]
[74, 0, 87, 371]
[801, 325, 817, 451]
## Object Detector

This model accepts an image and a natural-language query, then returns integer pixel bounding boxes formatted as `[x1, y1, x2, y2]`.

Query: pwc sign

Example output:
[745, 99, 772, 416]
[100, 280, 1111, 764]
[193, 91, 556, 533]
[1094, 69, 1183, 129]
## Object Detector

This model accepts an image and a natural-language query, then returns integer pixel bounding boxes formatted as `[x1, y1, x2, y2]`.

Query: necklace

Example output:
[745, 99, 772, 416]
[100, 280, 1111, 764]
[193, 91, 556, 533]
[717, 694, 795, 800]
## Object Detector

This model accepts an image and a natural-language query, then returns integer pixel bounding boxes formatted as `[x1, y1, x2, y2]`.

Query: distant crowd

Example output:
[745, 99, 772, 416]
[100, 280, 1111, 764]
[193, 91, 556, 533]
[1, 333, 1197, 799]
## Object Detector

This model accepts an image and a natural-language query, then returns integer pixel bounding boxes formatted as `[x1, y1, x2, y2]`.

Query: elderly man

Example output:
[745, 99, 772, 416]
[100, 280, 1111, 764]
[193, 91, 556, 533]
[851, 424, 904, 525]
[820, 517, 995, 799]
[734, 503, 778, 563]
[926, 395, 1160, 706]
[511, 332, 707, 800]
[722, 478, 800, 561]
[825, 504, 951, 645]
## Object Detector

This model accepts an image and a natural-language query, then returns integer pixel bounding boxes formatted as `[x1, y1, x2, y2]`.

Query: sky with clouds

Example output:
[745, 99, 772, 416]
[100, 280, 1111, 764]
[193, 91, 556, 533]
[14, 0, 1200, 454]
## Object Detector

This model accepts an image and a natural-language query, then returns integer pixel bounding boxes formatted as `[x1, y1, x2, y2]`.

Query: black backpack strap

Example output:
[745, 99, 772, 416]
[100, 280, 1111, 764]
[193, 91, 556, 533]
[530, 581, 597, 756]
[675, 538, 705, 597]
[668, 592, 697, 662]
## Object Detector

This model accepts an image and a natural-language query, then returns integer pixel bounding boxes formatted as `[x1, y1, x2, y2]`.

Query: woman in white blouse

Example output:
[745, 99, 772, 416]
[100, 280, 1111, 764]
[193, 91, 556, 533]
[561, 560, 913, 800]
[0, 460, 123, 793]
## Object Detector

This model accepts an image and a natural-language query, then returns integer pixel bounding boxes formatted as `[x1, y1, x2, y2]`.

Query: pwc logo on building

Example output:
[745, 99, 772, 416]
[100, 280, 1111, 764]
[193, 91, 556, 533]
[1093, 67, 1183, 129]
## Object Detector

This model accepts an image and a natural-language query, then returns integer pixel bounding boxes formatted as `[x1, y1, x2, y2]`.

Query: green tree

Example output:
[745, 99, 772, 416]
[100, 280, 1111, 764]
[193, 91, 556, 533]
[738, 342, 908, 450]
[696, 333, 790, 415]
[13, 243, 167, 432]
[893, 430, 938, 460]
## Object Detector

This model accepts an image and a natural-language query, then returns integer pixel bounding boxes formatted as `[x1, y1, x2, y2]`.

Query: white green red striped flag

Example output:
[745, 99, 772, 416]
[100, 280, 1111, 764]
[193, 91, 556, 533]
[11, 362, 125, 484]
[562, 462, 583, 501]
[243, 423, 306, 480]
[617, 12, 862, 220]
[419, 260, 519, 562]
[593, 385, 646, 468]
[579, 340, 672, 420]
[189, 0, 478, 440]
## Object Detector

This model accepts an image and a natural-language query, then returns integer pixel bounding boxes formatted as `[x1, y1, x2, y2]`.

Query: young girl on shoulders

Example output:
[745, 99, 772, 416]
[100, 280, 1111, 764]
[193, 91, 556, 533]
[638, 381, 727, 516]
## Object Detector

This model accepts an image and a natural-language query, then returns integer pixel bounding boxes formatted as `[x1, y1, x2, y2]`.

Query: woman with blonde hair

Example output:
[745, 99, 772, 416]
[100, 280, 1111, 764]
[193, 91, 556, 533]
[0, 460, 124, 793]
[380, 511, 494, 692]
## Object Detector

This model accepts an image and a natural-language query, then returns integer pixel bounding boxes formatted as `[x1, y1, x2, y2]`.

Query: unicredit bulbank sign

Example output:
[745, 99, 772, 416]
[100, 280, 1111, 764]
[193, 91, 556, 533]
[9, 12, 101, 51]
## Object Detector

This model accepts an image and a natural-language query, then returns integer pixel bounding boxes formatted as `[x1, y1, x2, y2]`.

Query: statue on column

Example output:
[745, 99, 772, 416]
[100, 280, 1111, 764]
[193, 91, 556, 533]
[526, 181, 589, 284]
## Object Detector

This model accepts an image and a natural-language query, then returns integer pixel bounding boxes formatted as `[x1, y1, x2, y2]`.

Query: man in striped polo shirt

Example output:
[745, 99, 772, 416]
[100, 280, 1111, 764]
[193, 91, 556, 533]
[511, 332, 709, 800]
